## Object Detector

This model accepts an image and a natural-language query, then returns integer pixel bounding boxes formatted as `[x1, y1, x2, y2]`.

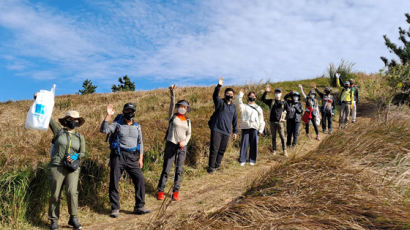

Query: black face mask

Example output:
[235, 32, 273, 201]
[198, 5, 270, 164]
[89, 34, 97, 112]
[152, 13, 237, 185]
[248, 97, 256, 102]
[66, 120, 79, 129]
[123, 112, 135, 120]
[225, 95, 233, 101]
[325, 91, 330, 95]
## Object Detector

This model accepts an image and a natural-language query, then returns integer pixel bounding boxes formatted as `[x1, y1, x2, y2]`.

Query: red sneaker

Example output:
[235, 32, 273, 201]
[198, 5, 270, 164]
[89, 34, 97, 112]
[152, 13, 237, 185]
[172, 192, 179, 201]
[157, 191, 164, 200]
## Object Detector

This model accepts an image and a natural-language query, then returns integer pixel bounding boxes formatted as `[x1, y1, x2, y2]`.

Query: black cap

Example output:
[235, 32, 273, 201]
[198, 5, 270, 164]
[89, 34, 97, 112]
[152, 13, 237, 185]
[123, 103, 136, 112]
[274, 88, 282, 93]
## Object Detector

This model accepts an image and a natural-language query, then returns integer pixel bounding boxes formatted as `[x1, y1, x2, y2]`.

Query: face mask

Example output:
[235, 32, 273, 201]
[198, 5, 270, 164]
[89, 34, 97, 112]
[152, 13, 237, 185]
[66, 120, 79, 129]
[123, 112, 135, 120]
[248, 97, 256, 102]
[325, 91, 330, 95]
[178, 108, 186, 115]
[293, 97, 299, 102]
[275, 93, 282, 99]
[225, 95, 233, 101]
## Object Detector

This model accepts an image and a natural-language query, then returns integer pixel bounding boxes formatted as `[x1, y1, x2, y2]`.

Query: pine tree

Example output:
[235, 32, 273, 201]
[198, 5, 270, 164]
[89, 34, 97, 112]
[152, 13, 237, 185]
[112, 75, 136, 92]
[381, 13, 410, 67]
[78, 79, 97, 95]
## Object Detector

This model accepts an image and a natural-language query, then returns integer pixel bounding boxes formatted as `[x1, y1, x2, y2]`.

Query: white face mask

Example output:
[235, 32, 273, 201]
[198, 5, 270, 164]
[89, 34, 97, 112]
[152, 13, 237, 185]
[178, 107, 186, 115]
[275, 93, 282, 99]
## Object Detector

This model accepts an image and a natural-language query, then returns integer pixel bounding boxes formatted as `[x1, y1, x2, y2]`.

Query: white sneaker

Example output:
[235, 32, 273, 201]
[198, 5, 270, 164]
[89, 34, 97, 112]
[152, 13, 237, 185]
[250, 162, 255, 166]
[240, 162, 246, 166]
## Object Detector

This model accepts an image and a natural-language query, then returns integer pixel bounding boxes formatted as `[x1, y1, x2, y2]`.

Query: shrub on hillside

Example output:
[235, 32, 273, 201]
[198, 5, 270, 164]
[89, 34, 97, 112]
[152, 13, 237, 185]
[327, 59, 356, 87]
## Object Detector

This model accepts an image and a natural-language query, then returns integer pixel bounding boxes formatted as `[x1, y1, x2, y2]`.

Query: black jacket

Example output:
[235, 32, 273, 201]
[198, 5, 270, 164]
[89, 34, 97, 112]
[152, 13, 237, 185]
[261, 91, 286, 122]
[208, 84, 238, 136]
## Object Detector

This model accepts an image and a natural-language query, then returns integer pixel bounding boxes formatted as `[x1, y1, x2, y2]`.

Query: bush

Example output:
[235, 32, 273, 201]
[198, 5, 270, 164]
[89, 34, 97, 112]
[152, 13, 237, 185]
[327, 60, 356, 87]
[385, 64, 410, 105]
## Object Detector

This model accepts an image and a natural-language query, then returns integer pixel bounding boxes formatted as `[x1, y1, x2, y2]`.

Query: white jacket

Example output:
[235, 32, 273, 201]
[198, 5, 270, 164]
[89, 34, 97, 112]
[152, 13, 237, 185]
[235, 91, 265, 133]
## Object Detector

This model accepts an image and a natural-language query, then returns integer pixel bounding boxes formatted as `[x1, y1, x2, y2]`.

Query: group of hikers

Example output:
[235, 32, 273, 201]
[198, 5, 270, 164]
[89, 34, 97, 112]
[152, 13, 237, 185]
[38, 73, 359, 230]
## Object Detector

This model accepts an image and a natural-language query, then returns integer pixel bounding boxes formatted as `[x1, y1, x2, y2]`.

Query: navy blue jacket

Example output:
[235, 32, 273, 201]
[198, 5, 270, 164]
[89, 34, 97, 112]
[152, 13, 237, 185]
[208, 84, 238, 136]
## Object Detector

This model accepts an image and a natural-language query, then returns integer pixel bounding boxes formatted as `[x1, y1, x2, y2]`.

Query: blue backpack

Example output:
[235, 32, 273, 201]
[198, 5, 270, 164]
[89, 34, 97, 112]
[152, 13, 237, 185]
[106, 114, 141, 155]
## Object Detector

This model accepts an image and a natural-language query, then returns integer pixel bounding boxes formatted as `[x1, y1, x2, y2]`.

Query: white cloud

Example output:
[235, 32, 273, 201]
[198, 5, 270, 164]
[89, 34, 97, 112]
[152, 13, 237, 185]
[136, 0, 410, 83]
[0, 0, 409, 87]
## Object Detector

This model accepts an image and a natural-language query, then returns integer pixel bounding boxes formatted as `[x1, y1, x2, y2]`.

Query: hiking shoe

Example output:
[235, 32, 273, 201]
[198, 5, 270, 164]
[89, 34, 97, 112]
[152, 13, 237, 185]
[68, 216, 82, 230]
[284, 150, 289, 157]
[157, 191, 165, 200]
[329, 130, 333, 135]
[50, 221, 58, 230]
[110, 209, 120, 218]
[250, 162, 255, 166]
[207, 167, 215, 174]
[240, 162, 245, 166]
[272, 150, 277, 155]
[133, 207, 152, 215]
[323, 130, 327, 134]
[316, 135, 320, 141]
[306, 134, 311, 139]
[172, 192, 179, 201]
[352, 120, 356, 123]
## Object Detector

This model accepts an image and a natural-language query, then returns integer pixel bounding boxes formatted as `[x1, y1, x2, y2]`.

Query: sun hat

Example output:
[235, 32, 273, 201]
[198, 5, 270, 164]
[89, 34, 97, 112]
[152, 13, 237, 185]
[58, 110, 85, 127]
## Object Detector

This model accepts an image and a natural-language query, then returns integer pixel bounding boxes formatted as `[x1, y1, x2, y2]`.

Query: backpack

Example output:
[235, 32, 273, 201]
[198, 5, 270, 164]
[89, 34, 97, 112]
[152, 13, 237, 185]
[106, 114, 141, 155]
[321, 94, 334, 114]
[164, 113, 191, 141]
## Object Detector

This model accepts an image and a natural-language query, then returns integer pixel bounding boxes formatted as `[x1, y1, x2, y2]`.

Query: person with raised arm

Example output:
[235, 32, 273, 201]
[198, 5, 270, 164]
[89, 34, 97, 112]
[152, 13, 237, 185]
[157, 84, 191, 201]
[298, 84, 320, 140]
[100, 103, 151, 218]
[261, 85, 287, 155]
[207, 77, 238, 173]
[235, 89, 265, 165]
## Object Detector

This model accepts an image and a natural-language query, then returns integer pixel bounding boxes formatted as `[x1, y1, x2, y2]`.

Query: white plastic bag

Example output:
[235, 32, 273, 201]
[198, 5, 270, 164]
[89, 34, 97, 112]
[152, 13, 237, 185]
[25, 84, 56, 131]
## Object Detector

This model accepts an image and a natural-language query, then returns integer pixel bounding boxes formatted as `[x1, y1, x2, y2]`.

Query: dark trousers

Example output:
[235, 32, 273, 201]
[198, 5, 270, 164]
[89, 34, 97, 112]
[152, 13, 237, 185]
[208, 130, 230, 169]
[305, 115, 319, 135]
[270, 121, 286, 151]
[157, 141, 187, 192]
[239, 129, 258, 163]
[286, 119, 300, 147]
[109, 151, 145, 210]
[321, 112, 333, 132]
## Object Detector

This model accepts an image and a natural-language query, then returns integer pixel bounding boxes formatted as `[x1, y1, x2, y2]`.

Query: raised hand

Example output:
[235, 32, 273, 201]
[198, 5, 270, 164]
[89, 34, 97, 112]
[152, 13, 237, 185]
[298, 84, 303, 88]
[266, 84, 271, 92]
[240, 89, 244, 94]
[107, 104, 115, 116]
[336, 73, 340, 78]
[218, 77, 224, 86]
[169, 84, 176, 91]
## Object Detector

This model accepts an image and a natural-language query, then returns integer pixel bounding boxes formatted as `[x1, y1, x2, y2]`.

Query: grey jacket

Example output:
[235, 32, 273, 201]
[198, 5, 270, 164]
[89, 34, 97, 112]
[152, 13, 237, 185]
[100, 119, 144, 154]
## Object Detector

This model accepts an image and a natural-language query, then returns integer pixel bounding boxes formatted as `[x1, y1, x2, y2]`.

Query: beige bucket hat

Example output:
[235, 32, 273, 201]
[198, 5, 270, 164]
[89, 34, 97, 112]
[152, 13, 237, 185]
[58, 110, 85, 127]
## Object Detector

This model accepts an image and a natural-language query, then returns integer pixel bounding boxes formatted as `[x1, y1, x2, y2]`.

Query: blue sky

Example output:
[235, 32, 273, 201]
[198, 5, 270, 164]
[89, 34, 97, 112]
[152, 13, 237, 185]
[0, 0, 409, 101]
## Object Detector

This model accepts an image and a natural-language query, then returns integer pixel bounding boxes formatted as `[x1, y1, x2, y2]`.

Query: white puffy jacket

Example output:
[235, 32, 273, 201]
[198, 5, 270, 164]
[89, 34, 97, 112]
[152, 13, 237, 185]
[235, 91, 265, 133]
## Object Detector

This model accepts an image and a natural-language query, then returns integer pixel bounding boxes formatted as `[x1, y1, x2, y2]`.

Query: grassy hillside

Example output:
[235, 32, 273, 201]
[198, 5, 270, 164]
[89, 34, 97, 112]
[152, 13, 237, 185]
[174, 106, 410, 229]
[1, 74, 408, 229]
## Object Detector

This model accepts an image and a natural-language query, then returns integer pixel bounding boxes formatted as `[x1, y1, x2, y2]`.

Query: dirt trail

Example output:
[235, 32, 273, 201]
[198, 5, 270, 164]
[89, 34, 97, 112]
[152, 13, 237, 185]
[81, 129, 330, 230]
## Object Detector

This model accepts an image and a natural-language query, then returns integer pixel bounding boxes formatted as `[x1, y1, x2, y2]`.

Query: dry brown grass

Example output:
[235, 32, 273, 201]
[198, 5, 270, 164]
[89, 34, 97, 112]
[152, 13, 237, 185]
[172, 106, 410, 230]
